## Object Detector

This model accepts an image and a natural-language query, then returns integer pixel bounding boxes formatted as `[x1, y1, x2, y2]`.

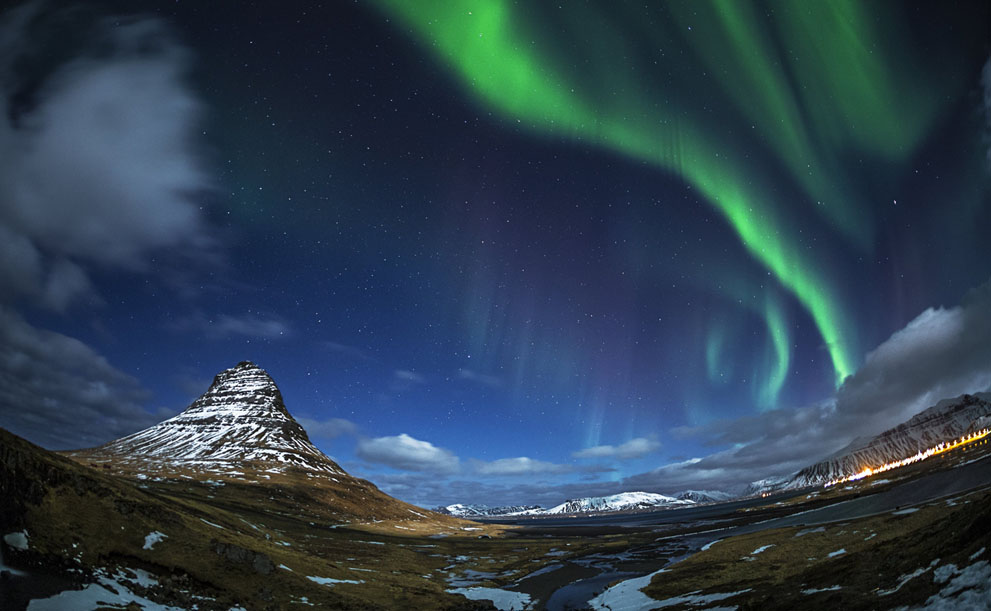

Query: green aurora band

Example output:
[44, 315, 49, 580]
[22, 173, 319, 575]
[372, 0, 949, 392]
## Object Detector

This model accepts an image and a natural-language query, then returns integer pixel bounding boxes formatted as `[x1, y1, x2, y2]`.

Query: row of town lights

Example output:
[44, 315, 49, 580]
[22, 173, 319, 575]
[824, 428, 990, 488]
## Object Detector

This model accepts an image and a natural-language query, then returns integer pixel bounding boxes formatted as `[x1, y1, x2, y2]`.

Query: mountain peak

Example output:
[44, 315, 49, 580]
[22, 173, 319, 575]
[73, 361, 339, 476]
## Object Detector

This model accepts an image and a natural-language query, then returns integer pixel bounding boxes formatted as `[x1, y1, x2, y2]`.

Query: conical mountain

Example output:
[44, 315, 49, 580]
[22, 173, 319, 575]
[67, 361, 461, 526]
[75, 361, 342, 476]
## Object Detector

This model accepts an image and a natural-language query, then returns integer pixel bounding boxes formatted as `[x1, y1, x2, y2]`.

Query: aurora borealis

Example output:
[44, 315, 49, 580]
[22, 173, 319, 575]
[1, 0, 989, 506]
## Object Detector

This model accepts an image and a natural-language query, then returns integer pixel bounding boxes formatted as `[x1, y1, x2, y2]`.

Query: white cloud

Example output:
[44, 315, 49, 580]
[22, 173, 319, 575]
[473, 456, 572, 476]
[356, 433, 459, 473]
[296, 417, 358, 440]
[394, 369, 425, 383]
[573, 437, 661, 460]
[212, 314, 291, 339]
[457, 368, 502, 388]
[0, 6, 213, 311]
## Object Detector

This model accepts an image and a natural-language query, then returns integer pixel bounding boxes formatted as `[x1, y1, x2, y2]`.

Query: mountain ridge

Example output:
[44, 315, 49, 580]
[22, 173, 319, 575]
[748, 392, 991, 494]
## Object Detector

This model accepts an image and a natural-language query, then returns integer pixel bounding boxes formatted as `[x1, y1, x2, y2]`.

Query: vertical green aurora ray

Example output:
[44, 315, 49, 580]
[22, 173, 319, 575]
[371, 0, 898, 385]
[758, 293, 790, 410]
[704, 290, 789, 409]
[705, 321, 728, 385]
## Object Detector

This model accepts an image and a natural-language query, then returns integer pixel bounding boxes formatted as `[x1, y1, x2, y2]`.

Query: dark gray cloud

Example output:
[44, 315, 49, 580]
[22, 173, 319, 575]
[831, 281, 991, 436]
[0, 306, 172, 450]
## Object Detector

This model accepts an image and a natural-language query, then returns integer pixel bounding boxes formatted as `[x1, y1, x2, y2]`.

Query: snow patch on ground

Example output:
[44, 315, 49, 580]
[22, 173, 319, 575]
[878, 560, 939, 596]
[892, 507, 919, 515]
[516, 563, 563, 582]
[795, 526, 825, 537]
[916, 560, 991, 609]
[588, 569, 668, 610]
[751, 545, 774, 555]
[827, 549, 846, 558]
[4, 530, 29, 551]
[27, 568, 181, 611]
[595, 586, 752, 610]
[199, 519, 224, 529]
[700, 539, 721, 551]
[802, 585, 841, 594]
[143, 531, 167, 550]
[447, 586, 532, 610]
[307, 575, 364, 586]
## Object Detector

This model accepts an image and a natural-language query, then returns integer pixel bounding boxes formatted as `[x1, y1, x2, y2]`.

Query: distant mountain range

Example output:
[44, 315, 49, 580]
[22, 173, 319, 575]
[436, 489, 734, 517]
[748, 392, 991, 495]
[435, 503, 544, 517]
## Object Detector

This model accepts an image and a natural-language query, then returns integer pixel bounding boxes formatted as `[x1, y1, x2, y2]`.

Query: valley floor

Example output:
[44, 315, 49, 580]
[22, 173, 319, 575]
[3, 431, 991, 610]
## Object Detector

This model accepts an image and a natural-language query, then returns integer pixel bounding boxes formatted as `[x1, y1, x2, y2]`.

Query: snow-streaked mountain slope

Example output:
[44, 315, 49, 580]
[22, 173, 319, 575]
[791, 393, 991, 487]
[545, 491, 694, 514]
[69, 361, 344, 476]
[748, 392, 991, 494]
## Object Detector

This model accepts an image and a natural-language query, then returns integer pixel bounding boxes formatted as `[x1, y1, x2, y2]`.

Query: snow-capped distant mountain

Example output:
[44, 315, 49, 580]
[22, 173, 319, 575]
[545, 491, 694, 515]
[676, 490, 734, 504]
[69, 361, 345, 476]
[435, 504, 544, 517]
[748, 392, 991, 494]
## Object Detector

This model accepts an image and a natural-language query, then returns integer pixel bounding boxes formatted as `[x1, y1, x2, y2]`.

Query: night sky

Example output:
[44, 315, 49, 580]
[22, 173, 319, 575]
[1, 1, 990, 508]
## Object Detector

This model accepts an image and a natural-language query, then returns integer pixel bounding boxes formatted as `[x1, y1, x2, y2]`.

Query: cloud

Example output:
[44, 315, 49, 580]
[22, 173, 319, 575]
[831, 282, 991, 436]
[394, 369, 425, 383]
[356, 433, 459, 473]
[573, 437, 661, 460]
[390, 369, 426, 392]
[651, 279, 991, 491]
[323, 341, 377, 363]
[0, 306, 170, 450]
[472, 456, 573, 476]
[212, 314, 291, 339]
[0, 4, 213, 311]
[172, 312, 292, 340]
[982, 55, 991, 167]
[456, 368, 502, 388]
[296, 417, 358, 440]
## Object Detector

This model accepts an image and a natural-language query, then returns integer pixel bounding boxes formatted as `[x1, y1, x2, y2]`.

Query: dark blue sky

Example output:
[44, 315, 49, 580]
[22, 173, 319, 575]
[1, 0, 990, 507]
